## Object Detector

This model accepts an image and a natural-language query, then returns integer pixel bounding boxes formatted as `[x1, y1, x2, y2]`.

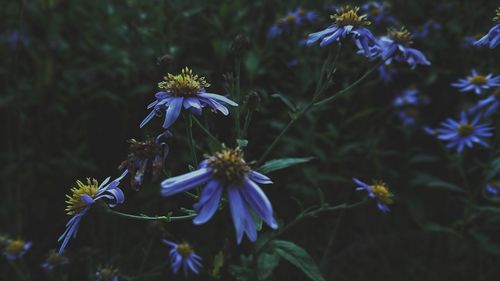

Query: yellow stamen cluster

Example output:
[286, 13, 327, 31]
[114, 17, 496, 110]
[158, 67, 210, 97]
[458, 123, 474, 137]
[494, 7, 499, 22]
[369, 181, 393, 205]
[177, 242, 194, 258]
[5, 239, 26, 256]
[469, 74, 487, 85]
[65, 178, 99, 215]
[331, 6, 370, 27]
[207, 147, 250, 186]
[388, 27, 413, 45]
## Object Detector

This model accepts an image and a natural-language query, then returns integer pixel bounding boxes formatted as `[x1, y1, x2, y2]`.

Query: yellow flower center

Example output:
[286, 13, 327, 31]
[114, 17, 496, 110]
[158, 67, 210, 97]
[330, 6, 370, 27]
[6, 240, 26, 256]
[469, 75, 487, 85]
[65, 178, 99, 215]
[207, 148, 250, 186]
[369, 182, 393, 205]
[284, 14, 297, 23]
[388, 27, 413, 45]
[177, 242, 193, 258]
[458, 123, 474, 137]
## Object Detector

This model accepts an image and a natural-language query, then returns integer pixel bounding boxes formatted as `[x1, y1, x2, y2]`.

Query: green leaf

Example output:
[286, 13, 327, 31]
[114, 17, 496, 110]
[257, 157, 314, 174]
[271, 93, 297, 112]
[257, 252, 280, 281]
[271, 240, 325, 281]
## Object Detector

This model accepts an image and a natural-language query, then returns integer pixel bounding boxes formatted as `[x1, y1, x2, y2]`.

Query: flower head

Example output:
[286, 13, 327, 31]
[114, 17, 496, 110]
[162, 240, 202, 276]
[306, 6, 376, 56]
[119, 131, 171, 190]
[361, 2, 395, 25]
[432, 112, 493, 152]
[41, 250, 69, 273]
[3, 238, 32, 260]
[161, 147, 277, 244]
[96, 265, 119, 281]
[451, 69, 500, 95]
[58, 172, 126, 254]
[474, 8, 500, 49]
[353, 178, 393, 213]
[485, 181, 500, 197]
[413, 20, 442, 39]
[140, 67, 237, 129]
[267, 7, 317, 38]
[392, 88, 428, 126]
[469, 88, 500, 117]
[0, 31, 30, 49]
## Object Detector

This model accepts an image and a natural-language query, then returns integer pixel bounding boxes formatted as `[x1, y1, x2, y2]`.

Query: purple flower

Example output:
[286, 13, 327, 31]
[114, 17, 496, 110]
[58, 172, 127, 254]
[353, 178, 393, 213]
[3, 239, 32, 260]
[451, 69, 500, 95]
[307, 6, 376, 57]
[0, 31, 30, 49]
[475, 9, 500, 49]
[413, 20, 442, 39]
[162, 240, 202, 276]
[41, 250, 69, 273]
[360, 2, 396, 25]
[140, 68, 237, 129]
[267, 7, 318, 38]
[468, 90, 500, 117]
[161, 148, 277, 244]
[96, 265, 119, 281]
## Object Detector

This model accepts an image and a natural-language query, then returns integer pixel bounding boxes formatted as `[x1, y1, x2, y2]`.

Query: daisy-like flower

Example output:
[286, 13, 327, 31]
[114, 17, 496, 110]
[306, 6, 376, 57]
[96, 265, 119, 281]
[58, 172, 127, 254]
[469, 88, 500, 117]
[119, 131, 171, 191]
[371, 27, 431, 69]
[162, 240, 202, 276]
[392, 88, 428, 126]
[140, 67, 238, 129]
[433, 112, 493, 153]
[451, 69, 500, 95]
[3, 238, 32, 260]
[161, 147, 277, 244]
[474, 8, 500, 49]
[360, 2, 395, 25]
[353, 178, 393, 213]
[267, 7, 317, 38]
[41, 250, 69, 273]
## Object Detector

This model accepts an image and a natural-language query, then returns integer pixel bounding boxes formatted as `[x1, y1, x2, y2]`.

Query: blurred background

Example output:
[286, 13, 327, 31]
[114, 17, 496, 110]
[1, 0, 500, 280]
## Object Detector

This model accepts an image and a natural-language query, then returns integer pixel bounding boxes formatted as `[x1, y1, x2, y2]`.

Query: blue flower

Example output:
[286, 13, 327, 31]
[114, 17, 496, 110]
[58, 172, 127, 254]
[413, 20, 442, 40]
[140, 68, 237, 129]
[0, 31, 30, 49]
[41, 250, 69, 273]
[392, 88, 428, 126]
[369, 27, 431, 69]
[161, 148, 277, 244]
[432, 112, 493, 153]
[307, 6, 376, 57]
[267, 7, 317, 38]
[3, 239, 32, 260]
[474, 9, 500, 49]
[96, 265, 119, 281]
[353, 178, 393, 213]
[119, 131, 171, 191]
[162, 240, 202, 276]
[451, 69, 500, 95]
[485, 182, 500, 196]
[377, 64, 397, 83]
[469, 90, 500, 117]
[360, 2, 396, 25]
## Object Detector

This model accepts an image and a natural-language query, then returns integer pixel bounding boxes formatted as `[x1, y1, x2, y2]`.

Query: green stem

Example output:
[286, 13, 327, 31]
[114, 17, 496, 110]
[107, 209, 196, 222]
[9, 261, 28, 281]
[234, 59, 242, 139]
[185, 114, 198, 166]
[192, 116, 222, 146]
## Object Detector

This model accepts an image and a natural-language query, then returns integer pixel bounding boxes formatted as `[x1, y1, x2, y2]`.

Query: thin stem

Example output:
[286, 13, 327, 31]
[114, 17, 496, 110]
[192, 116, 221, 146]
[234, 59, 242, 139]
[107, 209, 196, 222]
[185, 114, 198, 166]
[9, 261, 28, 281]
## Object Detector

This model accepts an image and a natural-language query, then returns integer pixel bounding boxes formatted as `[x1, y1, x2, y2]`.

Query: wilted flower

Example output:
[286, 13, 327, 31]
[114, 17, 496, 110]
[162, 240, 202, 276]
[432, 112, 493, 153]
[119, 131, 171, 191]
[353, 178, 393, 213]
[368, 27, 431, 69]
[41, 250, 69, 273]
[307, 6, 376, 57]
[3, 238, 32, 260]
[267, 7, 317, 38]
[161, 147, 277, 244]
[451, 69, 500, 95]
[474, 8, 500, 49]
[58, 172, 127, 254]
[140, 67, 238, 129]
[96, 265, 119, 281]
[360, 2, 395, 25]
